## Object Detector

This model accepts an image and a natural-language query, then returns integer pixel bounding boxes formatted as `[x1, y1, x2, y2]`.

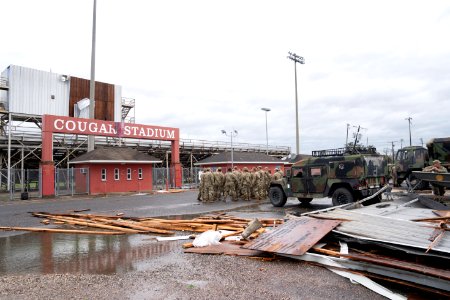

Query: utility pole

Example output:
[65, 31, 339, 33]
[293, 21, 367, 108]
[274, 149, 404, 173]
[88, 0, 97, 152]
[400, 138, 404, 149]
[287, 51, 305, 154]
[420, 138, 424, 147]
[387, 141, 397, 162]
[405, 117, 412, 147]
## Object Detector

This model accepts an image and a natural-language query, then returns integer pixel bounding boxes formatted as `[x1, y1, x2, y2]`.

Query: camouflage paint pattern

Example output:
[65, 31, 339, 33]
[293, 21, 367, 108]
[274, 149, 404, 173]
[394, 146, 429, 182]
[427, 137, 450, 169]
[271, 153, 388, 200]
[395, 139, 450, 183]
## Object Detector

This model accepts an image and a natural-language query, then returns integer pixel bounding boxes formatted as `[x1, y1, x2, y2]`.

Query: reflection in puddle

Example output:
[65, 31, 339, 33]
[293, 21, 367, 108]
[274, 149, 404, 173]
[0, 233, 178, 275]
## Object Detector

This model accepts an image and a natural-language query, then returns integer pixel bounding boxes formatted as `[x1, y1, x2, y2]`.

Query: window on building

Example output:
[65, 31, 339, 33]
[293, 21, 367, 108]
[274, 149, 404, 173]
[114, 168, 120, 180]
[101, 169, 106, 181]
[138, 168, 143, 179]
[127, 168, 132, 180]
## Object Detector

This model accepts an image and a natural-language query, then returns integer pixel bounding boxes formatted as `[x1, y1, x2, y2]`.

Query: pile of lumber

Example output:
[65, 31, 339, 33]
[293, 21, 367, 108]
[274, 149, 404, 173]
[0, 212, 283, 238]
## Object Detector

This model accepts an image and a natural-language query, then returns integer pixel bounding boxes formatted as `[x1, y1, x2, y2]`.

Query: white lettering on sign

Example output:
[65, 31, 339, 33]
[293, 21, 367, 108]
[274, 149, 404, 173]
[52, 118, 176, 140]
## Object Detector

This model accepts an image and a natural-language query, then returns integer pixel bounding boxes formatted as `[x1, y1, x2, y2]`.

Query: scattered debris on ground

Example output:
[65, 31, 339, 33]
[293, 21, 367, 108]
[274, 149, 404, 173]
[0, 212, 283, 238]
[1, 191, 449, 298]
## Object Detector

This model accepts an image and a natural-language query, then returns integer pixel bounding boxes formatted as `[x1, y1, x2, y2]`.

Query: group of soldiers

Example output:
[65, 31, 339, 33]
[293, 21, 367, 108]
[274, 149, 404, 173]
[197, 166, 284, 203]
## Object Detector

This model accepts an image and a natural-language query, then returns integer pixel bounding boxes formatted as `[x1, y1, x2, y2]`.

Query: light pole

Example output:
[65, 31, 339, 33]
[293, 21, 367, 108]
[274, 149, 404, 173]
[221, 129, 238, 168]
[261, 108, 271, 154]
[405, 117, 412, 146]
[287, 51, 305, 155]
[88, 0, 97, 152]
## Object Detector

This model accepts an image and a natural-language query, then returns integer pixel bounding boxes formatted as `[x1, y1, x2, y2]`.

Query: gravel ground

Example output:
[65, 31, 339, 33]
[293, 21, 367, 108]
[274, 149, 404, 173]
[0, 240, 387, 300]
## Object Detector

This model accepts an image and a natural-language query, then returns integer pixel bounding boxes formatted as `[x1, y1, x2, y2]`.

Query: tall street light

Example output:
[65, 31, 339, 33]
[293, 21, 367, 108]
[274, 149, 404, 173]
[222, 129, 238, 168]
[88, 0, 97, 152]
[287, 51, 305, 154]
[261, 108, 271, 154]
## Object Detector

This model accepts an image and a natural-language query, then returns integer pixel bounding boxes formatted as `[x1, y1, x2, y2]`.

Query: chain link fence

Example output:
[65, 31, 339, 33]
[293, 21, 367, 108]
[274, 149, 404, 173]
[55, 168, 89, 196]
[153, 167, 201, 190]
[0, 169, 41, 200]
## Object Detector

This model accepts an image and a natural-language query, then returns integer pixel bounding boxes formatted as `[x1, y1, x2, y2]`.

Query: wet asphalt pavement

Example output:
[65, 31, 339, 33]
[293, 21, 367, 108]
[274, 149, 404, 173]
[0, 191, 395, 299]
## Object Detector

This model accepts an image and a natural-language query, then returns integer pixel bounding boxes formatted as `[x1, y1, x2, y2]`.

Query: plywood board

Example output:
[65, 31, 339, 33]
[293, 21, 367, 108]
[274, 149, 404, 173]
[243, 217, 341, 256]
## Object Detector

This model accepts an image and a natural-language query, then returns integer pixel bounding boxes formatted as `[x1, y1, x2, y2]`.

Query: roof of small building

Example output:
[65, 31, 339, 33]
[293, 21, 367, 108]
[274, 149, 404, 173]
[195, 151, 284, 166]
[69, 147, 162, 164]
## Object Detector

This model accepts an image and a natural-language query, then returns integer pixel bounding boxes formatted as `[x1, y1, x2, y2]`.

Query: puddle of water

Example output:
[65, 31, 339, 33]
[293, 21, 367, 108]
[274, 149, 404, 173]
[0, 232, 179, 275]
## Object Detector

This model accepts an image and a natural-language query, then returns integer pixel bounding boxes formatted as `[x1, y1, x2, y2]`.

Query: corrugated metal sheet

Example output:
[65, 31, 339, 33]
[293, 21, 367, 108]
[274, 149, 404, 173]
[7, 65, 70, 115]
[352, 204, 438, 221]
[317, 209, 450, 254]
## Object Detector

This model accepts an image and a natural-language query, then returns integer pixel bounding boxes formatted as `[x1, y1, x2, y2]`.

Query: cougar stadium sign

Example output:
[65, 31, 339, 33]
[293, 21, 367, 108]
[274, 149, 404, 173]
[45, 115, 178, 141]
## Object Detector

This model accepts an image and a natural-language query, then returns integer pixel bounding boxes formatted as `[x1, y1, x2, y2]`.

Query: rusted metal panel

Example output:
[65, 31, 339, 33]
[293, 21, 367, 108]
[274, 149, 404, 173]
[243, 217, 341, 255]
[69, 76, 115, 121]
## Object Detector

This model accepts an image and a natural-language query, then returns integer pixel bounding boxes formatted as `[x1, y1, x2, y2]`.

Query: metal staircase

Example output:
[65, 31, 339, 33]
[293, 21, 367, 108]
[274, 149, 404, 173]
[121, 97, 135, 123]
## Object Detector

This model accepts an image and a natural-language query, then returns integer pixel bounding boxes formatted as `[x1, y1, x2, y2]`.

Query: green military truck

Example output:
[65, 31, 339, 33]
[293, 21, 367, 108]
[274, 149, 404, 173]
[394, 137, 450, 187]
[269, 147, 388, 207]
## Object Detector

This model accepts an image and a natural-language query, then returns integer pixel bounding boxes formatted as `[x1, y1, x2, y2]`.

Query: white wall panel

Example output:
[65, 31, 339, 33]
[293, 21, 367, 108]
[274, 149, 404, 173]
[8, 65, 70, 116]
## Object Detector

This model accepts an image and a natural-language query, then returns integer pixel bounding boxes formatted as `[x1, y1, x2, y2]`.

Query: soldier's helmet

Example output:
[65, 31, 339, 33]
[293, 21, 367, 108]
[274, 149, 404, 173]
[243, 167, 249, 172]
[217, 167, 222, 171]
[433, 160, 441, 165]
[275, 168, 280, 171]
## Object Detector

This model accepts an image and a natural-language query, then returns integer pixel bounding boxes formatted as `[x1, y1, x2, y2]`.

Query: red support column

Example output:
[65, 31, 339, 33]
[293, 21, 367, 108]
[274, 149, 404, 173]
[41, 119, 55, 197]
[171, 139, 182, 188]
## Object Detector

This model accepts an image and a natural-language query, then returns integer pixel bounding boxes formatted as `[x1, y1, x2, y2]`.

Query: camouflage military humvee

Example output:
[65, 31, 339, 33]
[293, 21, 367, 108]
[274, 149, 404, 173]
[269, 147, 388, 207]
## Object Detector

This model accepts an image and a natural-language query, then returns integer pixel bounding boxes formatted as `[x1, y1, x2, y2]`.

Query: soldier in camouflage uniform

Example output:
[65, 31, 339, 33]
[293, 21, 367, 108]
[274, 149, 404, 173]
[273, 168, 283, 180]
[202, 168, 215, 202]
[262, 167, 271, 199]
[423, 159, 448, 196]
[223, 167, 238, 202]
[250, 167, 258, 200]
[233, 166, 242, 200]
[256, 166, 265, 200]
[241, 167, 252, 201]
[213, 167, 225, 201]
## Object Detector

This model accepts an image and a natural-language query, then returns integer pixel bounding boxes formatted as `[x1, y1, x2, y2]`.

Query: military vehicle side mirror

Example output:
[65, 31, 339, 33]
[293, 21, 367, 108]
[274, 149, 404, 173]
[329, 162, 334, 168]
[286, 169, 291, 177]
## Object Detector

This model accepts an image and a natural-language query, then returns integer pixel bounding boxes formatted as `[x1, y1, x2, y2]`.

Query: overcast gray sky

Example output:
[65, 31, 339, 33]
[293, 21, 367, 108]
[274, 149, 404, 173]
[1, 0, 450, 155]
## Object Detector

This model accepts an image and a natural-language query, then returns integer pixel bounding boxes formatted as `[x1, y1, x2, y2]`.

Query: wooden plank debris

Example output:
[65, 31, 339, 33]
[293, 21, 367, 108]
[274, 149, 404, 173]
[243, 217, 341, 255]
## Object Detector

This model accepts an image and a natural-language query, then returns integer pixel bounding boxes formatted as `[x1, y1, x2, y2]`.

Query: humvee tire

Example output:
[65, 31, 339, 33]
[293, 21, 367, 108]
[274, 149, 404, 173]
[331, 188, 354, 206]
[269, 186, 287, 207]
[298, 198, 312, 205]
